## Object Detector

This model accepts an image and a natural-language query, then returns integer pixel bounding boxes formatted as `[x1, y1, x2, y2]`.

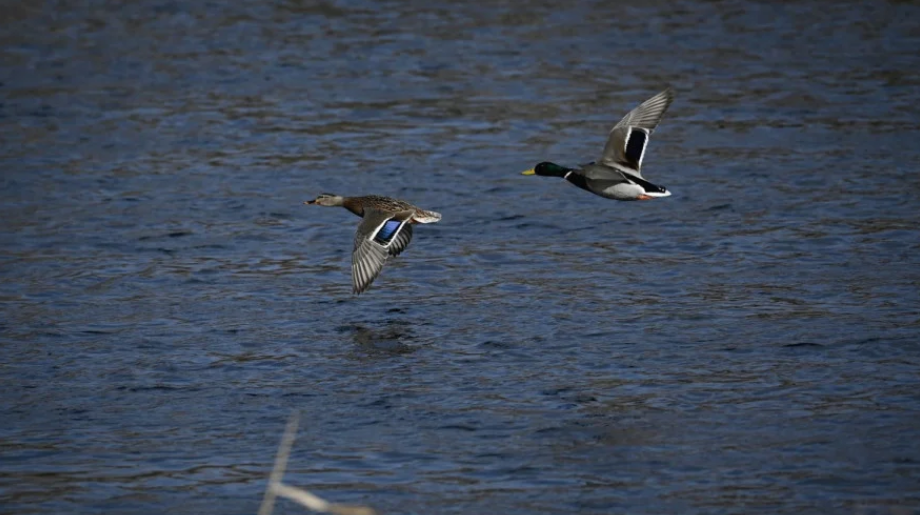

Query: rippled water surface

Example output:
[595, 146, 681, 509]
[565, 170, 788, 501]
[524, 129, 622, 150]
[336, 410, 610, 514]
[3, 1, 920, 514]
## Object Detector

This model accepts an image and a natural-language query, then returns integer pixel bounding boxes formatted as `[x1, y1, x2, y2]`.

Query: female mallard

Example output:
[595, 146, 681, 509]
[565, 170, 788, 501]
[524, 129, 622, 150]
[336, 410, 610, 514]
[522, 88, 675, 201]
[304, 194, 441, 294]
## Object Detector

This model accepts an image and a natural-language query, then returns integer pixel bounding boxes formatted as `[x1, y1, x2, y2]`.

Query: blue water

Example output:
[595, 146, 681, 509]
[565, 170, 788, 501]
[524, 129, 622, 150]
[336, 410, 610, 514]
[2, 1, 920, 514]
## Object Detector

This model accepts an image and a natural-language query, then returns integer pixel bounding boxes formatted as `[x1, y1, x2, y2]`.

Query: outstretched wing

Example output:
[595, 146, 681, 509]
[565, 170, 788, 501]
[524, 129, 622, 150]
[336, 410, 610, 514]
[351, 209, 413, 294]
[352, 211, 393, 294]
[600, 88, 674, 177]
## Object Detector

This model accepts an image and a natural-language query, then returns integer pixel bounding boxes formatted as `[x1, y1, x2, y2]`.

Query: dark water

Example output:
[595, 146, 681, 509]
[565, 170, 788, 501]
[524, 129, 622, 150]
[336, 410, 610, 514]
[2, 1, 920, 514]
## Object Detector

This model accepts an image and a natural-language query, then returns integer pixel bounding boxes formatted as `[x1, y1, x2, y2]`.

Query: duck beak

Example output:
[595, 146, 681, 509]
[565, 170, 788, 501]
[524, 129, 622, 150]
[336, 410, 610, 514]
[304, 200, 316, 205]
[521, 169, 535, 175]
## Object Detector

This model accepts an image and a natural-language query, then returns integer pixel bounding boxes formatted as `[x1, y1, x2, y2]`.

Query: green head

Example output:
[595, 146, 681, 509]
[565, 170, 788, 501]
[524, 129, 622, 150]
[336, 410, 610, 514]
[521, 162, 572, 178]
[304, 193, 344, 206]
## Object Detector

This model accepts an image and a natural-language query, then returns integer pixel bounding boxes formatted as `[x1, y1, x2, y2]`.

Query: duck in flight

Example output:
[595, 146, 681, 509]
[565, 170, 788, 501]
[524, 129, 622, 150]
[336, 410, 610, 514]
[304, 194, 441, 295]
[522, 88, 675, 201]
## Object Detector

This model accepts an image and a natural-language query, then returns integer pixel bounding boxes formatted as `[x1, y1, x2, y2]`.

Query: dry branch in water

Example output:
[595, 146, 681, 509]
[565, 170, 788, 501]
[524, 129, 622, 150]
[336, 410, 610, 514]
[258, 412, 376, 515]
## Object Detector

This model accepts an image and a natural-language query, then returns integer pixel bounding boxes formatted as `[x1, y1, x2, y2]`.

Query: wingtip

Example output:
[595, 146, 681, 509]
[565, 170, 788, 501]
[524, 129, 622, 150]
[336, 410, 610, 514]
[657, 87, 676, 106]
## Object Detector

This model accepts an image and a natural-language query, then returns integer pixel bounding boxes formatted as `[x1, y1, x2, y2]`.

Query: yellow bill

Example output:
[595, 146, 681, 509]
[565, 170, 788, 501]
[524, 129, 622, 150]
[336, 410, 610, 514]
[521, 168, 535, 175]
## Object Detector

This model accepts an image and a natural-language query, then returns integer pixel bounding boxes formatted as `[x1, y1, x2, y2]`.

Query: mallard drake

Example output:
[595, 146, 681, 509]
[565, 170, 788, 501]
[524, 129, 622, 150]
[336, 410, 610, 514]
[522, 88, 675, 201]
[304, 194, 441, 294]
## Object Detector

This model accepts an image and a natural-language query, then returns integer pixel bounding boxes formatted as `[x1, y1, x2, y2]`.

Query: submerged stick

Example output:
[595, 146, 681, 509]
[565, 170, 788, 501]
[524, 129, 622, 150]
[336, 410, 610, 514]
[273, 484, 375, 515]
[258, 411, 300, 515]
[258, 412, 376, 515]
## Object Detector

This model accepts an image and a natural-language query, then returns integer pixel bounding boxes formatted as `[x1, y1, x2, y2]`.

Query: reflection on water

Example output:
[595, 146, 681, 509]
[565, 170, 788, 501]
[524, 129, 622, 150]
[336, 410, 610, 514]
[339, 321, 419, 354]
[2, 0, 920, 514]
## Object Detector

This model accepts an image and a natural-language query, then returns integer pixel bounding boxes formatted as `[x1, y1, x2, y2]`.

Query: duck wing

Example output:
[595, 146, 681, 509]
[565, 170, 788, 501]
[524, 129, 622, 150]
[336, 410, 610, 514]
[387, 223, 413, 257]
[351, 209, 412, 294]
[600, 89, 674, 177]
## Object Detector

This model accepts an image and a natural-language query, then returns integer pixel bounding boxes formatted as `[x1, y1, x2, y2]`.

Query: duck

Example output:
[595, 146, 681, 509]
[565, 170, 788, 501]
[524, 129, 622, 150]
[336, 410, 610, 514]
[522, 88, 675, 201]
[304, 194, 441, 294]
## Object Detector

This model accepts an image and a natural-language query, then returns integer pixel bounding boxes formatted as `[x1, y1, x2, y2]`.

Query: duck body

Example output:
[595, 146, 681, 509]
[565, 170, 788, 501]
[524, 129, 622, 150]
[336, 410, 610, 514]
[334, 195, 442, 224]
[575, 163, 663, 201]
[305, 194, 441, 294]
[523, 88, 675, 201]
[530, 161, 671, 201]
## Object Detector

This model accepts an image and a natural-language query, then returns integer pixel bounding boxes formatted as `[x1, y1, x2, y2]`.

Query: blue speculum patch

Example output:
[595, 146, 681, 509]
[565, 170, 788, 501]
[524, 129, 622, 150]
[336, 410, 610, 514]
[375, 220, 402, 244]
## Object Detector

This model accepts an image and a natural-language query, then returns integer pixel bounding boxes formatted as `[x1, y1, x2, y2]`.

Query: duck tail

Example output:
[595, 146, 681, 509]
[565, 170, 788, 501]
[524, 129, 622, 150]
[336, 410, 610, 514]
[412, 209, 442, 223]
